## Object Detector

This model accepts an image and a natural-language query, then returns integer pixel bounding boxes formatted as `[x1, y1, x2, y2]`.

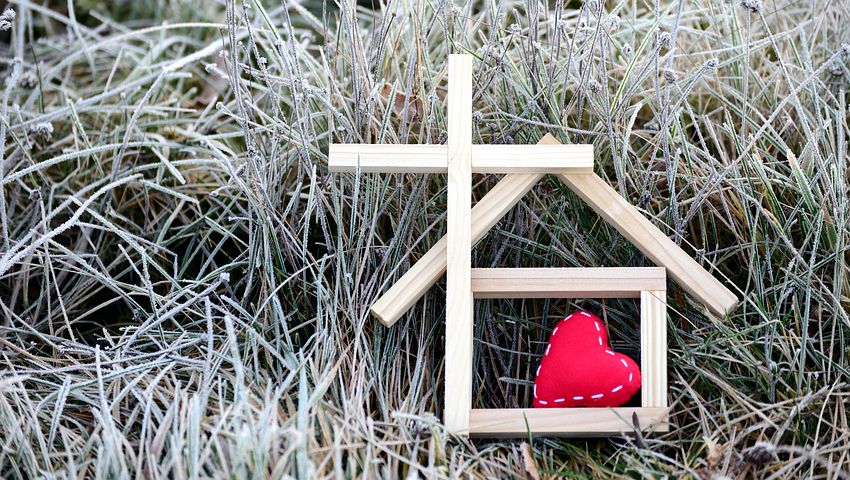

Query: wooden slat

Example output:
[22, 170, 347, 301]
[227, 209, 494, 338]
[444, 54, 473, 433]
[327, 144, 593, 173]
[328, 144, 447, 173]
[472, 144, 592, 173]
[641, 290, 668, 408]
[470, 267, 665, 298]
[557, 173, 738, 317]
[369, 135, 563, 326]
[468, 407, 670, 438]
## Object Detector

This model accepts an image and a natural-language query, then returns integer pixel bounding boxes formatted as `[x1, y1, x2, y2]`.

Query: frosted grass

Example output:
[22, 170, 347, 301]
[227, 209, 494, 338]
[1, 0, 849, 477]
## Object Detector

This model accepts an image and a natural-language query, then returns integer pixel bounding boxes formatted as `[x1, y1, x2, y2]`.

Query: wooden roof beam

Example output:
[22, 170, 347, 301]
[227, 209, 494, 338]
[368, 134, 738, 325]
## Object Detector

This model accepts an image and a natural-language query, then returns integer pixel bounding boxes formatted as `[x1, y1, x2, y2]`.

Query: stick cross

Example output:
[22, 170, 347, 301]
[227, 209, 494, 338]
[330, 55, 591, 432]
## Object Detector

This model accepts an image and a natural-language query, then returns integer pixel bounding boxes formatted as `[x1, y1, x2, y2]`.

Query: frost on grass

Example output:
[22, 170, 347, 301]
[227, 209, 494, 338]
[740, 0, 763, 14]
[1, 0, 849, 478]
[26, 122, 53, 142]
[0, 8, 14, 31]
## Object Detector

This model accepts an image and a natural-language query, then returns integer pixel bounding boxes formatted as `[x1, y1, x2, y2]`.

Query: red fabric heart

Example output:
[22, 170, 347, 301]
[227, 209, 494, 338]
[533, 311, 641, 408]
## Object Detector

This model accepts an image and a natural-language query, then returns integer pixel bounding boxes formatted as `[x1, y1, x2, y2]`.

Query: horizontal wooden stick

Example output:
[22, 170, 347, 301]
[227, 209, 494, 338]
[470, 267, 666, 298]
[468, 407, 669, 438]
[329, 144, 446, 173]
[473, 145, 593, 173]
[557, 173, 738, 317]
[328, 143, 593, 173]
[368, 135, 562, 326]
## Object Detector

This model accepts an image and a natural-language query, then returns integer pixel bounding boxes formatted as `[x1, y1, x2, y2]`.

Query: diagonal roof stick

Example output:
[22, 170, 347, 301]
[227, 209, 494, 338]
[368, 134, 738, 326]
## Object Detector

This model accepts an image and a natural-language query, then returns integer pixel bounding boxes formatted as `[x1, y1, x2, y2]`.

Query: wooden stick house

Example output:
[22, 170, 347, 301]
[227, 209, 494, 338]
[328, 54, 738, 437]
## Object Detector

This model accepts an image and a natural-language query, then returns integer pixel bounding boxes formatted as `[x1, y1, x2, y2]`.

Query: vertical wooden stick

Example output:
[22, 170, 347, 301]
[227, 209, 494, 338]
[641, 290, 668, 408]
[445, 54, 473, 433]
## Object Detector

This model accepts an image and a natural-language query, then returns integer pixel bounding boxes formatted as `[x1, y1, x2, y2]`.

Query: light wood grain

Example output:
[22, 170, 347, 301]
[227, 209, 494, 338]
[558, 173, 738, 317]
[468, 407, 670, 437]
[641, 290, 668, 408]
[327, 143, 592, 173]
[444, 54, 473, 433]
[328, 144, 447, 173]
[369, 134, 563, 326]
[472, 144, 592, 173]
[470, 267, 666, 298]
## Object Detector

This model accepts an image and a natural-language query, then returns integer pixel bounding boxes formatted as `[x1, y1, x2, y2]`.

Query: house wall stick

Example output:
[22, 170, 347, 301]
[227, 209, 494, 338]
[468, 407, 669, 438]
[470, 267, 666, 298]
[641, 290, 668, 408]
[444, 54, 474, 433]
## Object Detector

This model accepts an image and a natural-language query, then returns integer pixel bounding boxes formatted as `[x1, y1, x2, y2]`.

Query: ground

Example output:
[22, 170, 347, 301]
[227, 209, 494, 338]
[0, 0, 849, 478]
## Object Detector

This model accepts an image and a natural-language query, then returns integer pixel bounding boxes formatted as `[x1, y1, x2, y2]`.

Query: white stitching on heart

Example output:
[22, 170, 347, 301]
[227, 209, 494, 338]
[538, 312, 635, 407]
[536, 365, 541, 376]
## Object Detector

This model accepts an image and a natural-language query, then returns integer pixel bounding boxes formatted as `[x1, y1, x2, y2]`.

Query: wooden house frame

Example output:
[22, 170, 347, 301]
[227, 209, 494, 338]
[328, 54, 738, 437]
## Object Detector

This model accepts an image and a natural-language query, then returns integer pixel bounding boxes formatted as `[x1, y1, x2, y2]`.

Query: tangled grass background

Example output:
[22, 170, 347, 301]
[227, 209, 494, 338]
[1, 0, 849, 477]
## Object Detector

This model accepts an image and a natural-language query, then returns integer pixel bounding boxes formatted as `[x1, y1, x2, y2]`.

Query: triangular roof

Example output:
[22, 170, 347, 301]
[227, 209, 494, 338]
[370, 133, 738, 326]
